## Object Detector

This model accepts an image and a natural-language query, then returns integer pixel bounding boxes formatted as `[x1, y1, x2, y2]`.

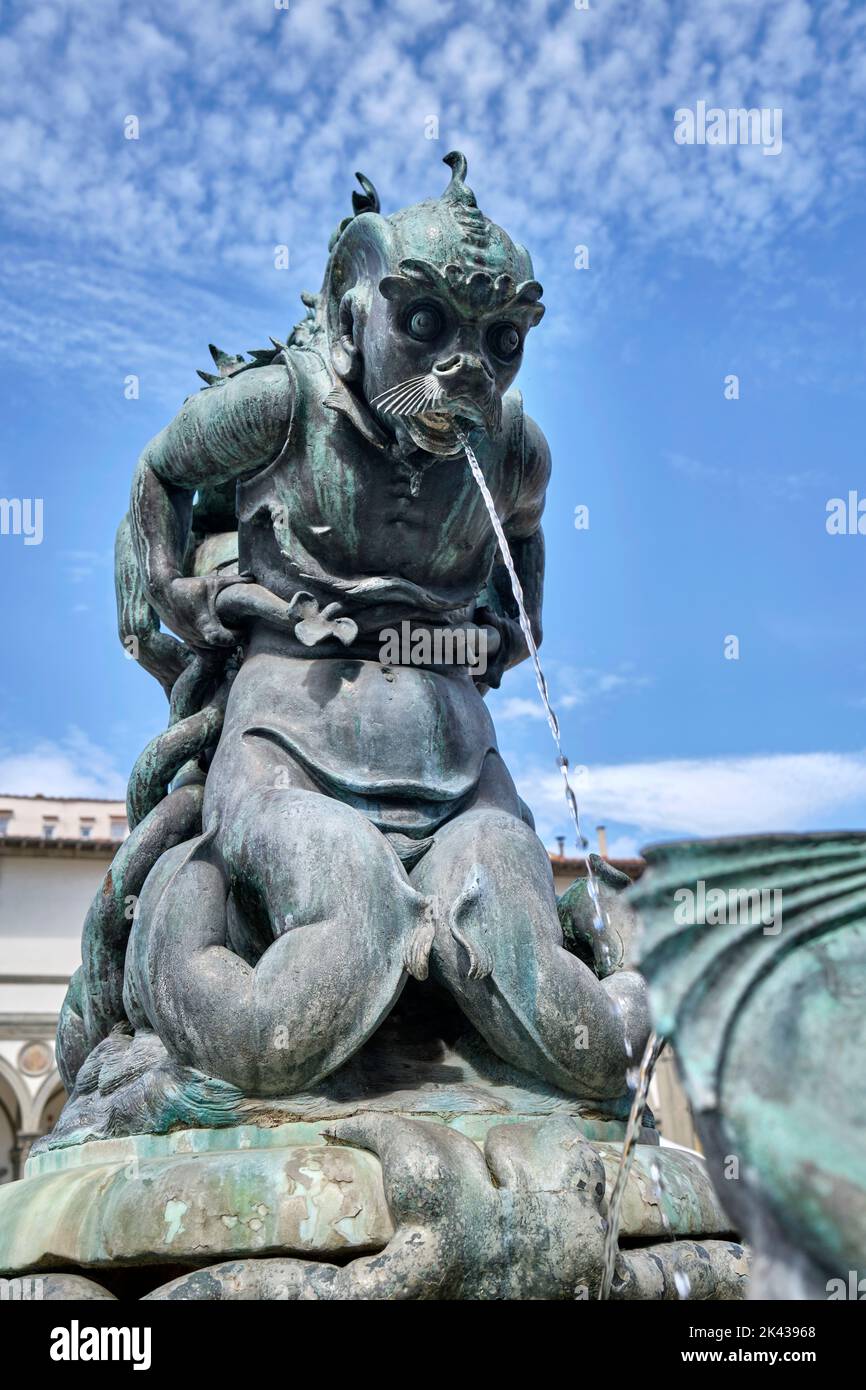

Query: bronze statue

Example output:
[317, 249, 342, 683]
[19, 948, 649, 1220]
[55, 151, 650, 1114]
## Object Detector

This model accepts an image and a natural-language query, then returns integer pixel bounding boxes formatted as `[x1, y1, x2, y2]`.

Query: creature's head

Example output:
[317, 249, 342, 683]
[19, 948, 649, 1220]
[323, 152, 544, 456]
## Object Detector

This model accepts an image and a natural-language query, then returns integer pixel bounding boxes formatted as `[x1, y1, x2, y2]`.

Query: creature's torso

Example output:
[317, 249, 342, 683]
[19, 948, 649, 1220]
[215, 643, 502, 851]
[235, 348, 526, 633]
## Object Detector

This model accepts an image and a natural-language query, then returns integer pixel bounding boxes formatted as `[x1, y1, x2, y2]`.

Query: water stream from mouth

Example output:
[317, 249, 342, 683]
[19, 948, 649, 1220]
[455, 428, 607, 936]
[456, 427, 667, 1300]
[371, 383, 610, 939]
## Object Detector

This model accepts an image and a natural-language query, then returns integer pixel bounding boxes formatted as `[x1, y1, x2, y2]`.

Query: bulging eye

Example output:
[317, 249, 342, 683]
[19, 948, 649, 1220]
[406, 303, 443, 342]
[488, 322, 522, 361]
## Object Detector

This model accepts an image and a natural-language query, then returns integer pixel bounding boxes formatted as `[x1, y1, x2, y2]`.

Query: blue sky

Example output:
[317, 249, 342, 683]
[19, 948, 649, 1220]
[1, 0, 866, 857]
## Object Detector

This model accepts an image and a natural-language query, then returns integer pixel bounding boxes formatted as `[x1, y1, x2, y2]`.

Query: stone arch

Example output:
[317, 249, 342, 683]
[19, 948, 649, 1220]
[0, 1057, 26, 1184]
[0, 1094, 15, 1184]
[32, 1070, 66, 1136]
[0, 1054, 28, 1126]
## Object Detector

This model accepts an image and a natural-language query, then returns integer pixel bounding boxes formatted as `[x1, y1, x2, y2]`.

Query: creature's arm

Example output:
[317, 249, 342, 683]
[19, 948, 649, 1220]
[130, 365, 293, 648]
[476, 414, 550, 687]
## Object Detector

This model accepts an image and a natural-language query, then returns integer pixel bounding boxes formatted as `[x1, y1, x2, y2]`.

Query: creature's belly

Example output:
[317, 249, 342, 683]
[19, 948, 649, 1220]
[220, 648, 498, 835]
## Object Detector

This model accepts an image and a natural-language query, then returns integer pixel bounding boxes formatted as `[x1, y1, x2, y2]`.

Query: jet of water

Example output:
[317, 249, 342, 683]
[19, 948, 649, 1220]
[598, 1028, 663, 1300]
[400, 415, 664, 1299]
[455, 427, 608, 936]
[372, 385, 637, 1043]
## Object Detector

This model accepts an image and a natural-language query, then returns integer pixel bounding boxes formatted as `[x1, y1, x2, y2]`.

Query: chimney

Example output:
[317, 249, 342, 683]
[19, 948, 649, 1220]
[555, 835, 565, 858]
[596, 824, 608, 858]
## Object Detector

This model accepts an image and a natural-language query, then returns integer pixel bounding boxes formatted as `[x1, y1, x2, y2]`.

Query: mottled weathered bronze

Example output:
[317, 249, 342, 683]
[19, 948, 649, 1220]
[632, 832, 866, 1299]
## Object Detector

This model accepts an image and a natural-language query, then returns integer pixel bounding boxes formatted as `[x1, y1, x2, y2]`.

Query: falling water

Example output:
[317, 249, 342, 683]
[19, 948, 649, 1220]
[598, 1028, 664, 1300]
[455, 428, 608, 935]
[650, 1147, 690, 1300]
[370, 381, 604, 926]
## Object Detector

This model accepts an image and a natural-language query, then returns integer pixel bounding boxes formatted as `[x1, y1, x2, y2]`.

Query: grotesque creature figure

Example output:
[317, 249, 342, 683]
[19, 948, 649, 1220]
[58, 153, 649, 1114]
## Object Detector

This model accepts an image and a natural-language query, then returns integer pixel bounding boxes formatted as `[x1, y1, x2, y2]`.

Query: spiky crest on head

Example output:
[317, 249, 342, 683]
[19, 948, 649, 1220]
[196, 154, 543, 391]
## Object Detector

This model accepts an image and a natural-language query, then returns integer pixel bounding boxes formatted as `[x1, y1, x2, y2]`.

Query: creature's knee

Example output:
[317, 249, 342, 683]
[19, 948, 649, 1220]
[432, 806, 549, 879]
[214, 786, 427, 949]
[413, 808, 558, 984]
[219, 785, 382, 869]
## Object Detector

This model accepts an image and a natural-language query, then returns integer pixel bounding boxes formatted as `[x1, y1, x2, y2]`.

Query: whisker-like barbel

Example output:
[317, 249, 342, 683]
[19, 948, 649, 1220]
[372, 374, 427, 409]
[404, 381, 438, 414]
[370, 374, 429, 413]
[371, 373, 445, 418]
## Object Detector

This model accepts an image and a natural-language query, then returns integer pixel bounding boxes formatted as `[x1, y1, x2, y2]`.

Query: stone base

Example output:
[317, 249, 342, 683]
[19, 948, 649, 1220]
[8, 986, 749, 1298]
[0, 1113, 748, 1300]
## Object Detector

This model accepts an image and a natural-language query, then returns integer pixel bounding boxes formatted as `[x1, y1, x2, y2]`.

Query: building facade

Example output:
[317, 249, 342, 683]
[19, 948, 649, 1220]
[0, 795, 127, 1179]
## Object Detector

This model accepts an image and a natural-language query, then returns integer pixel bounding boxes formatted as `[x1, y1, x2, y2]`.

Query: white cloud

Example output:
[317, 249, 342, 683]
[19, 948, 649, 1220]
[63, 548, 113, 584]
[0, 729, 126, 799]
[517, 749, 866, 845]
[600, 833, 644, 861]
[496, 696, 548, 722]
[492, 663, 651, 720]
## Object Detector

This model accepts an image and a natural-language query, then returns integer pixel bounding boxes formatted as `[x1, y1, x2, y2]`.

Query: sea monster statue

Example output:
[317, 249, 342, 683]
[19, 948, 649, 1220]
[61, 151, 650, 1105]
[0, 155, 749, 1300]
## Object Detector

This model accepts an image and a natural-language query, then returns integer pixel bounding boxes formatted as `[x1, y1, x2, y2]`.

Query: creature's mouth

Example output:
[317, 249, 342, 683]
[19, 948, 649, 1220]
[371, 375, 499, 456]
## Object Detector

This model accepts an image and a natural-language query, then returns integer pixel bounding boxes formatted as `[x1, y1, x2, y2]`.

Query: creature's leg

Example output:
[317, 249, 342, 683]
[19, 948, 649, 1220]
[128, 779, 434, 1096]
[54, 782, 205, 1092]
[412, 803, 650, 1100]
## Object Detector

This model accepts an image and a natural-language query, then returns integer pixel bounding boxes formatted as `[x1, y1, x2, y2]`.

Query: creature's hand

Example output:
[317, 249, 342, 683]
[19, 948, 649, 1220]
[164, 575, 247, 649]
[473, 605, 522, 688]
[214, 584, 359, 647]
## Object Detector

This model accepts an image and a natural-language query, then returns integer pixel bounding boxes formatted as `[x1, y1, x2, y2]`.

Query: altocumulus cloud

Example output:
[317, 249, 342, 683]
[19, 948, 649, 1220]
[0, 0, 864, 377]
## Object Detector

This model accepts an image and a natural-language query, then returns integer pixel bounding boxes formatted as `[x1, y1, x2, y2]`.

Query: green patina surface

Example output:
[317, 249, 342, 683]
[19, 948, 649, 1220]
[632, 831, 866, 1295]
[1, 1118, 730, 1279]
[29, 1108, 654, 1178]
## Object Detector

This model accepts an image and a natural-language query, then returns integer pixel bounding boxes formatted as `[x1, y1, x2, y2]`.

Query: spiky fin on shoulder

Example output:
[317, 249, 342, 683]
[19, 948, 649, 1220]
[195, 291, 323, 390]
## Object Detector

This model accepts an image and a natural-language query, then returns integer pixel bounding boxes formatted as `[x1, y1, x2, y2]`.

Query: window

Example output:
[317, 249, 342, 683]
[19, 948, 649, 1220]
[80, 819, 95, 840]
[42, 820, 57, 839]
[110, 818, 127, 841]
[0, 812, 10, 837]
